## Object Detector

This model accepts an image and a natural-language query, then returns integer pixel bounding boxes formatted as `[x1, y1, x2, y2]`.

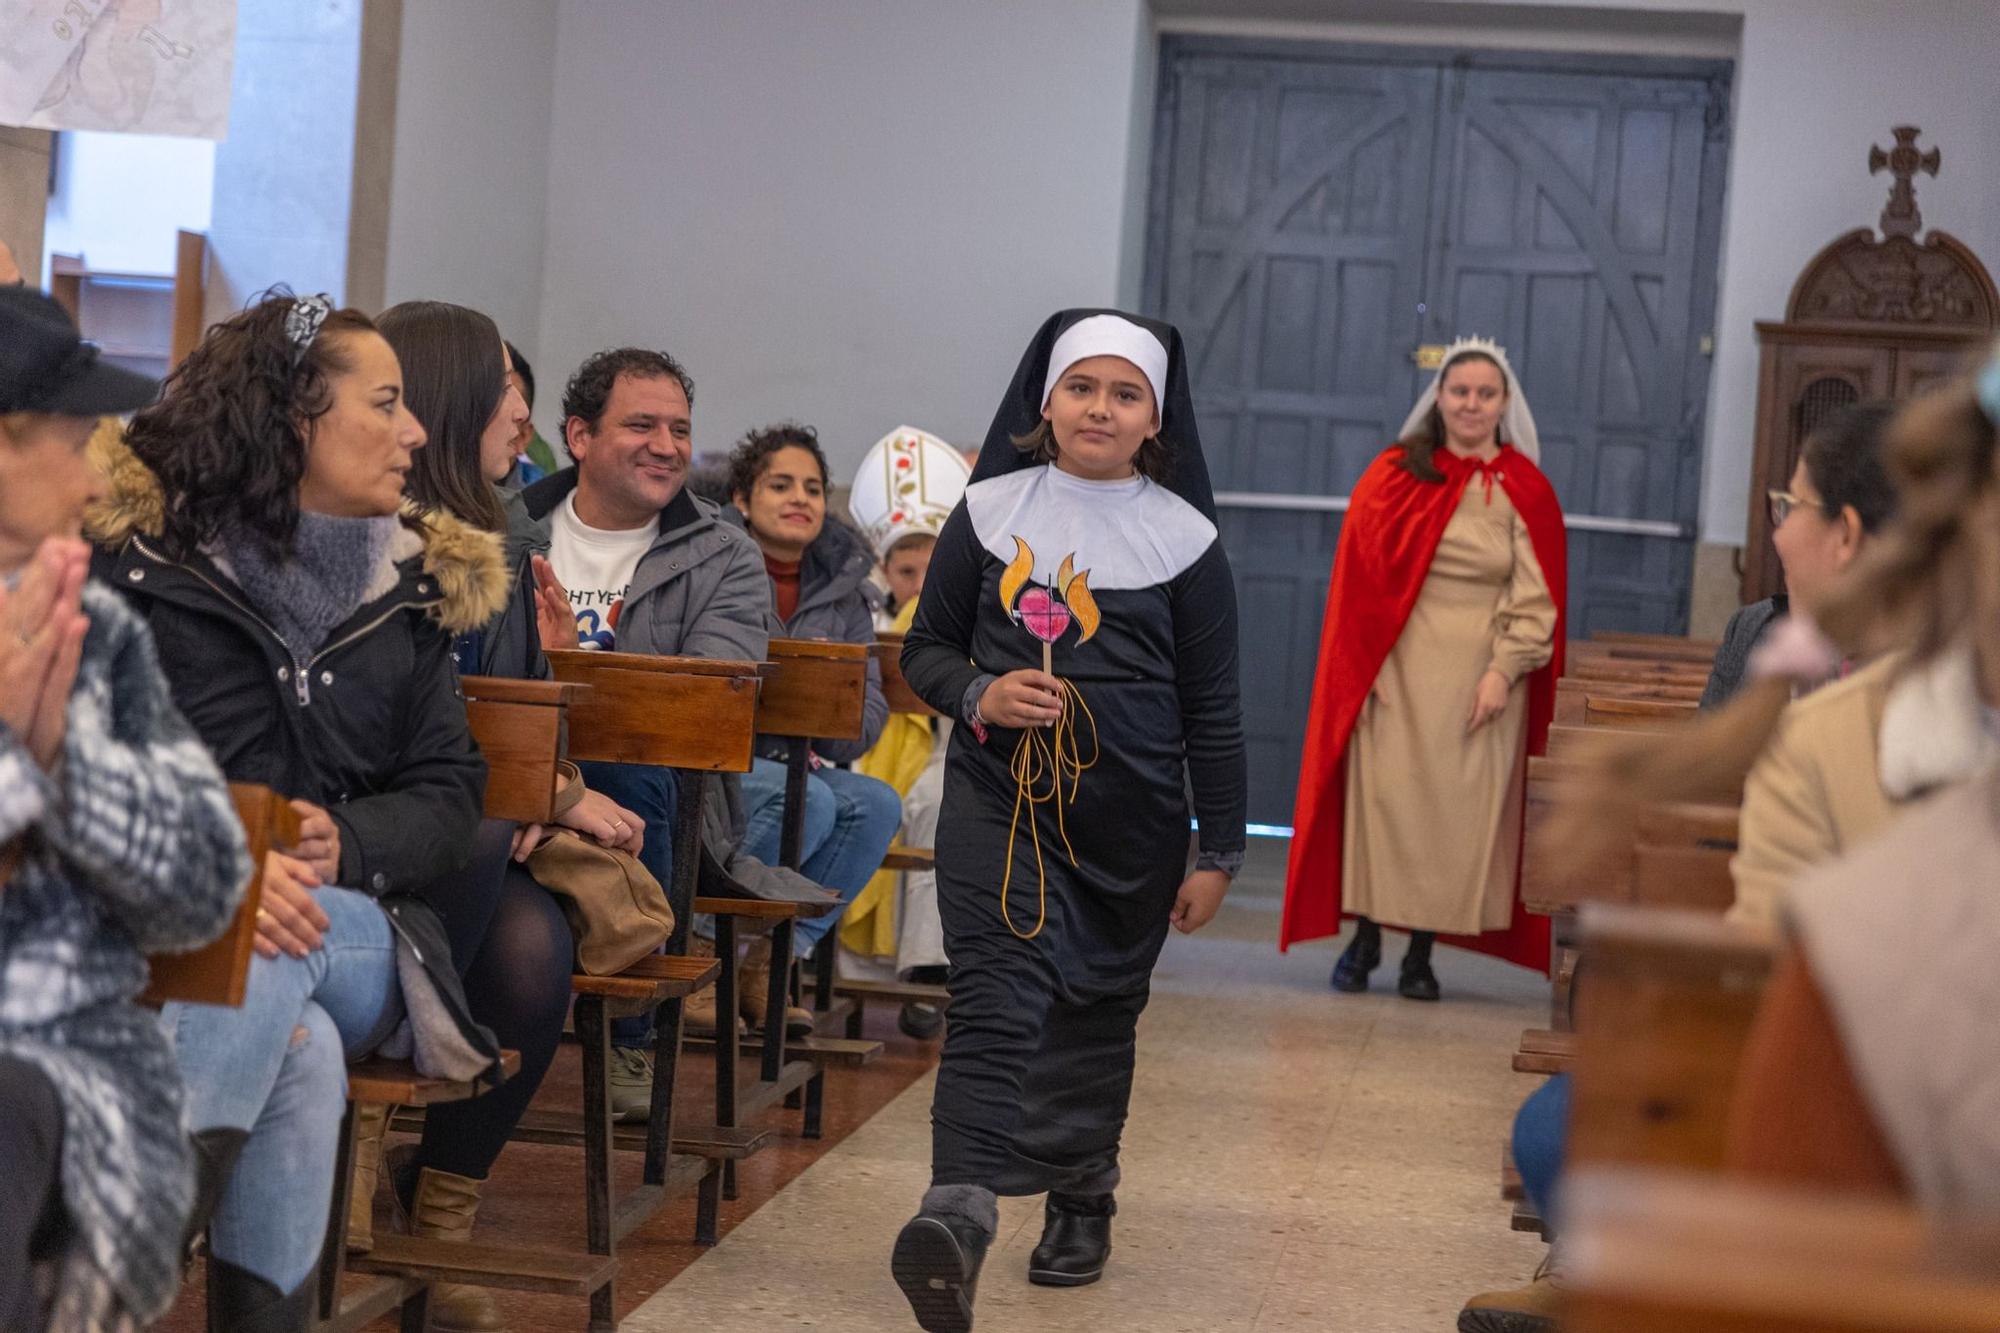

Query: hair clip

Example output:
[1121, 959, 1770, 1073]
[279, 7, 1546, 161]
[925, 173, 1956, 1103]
[284, 294, 333, 368]
[1977, 352, 2000, 430]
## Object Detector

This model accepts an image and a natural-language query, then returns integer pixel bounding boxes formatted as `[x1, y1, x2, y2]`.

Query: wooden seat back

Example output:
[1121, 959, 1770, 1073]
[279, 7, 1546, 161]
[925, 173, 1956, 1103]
[874, 633, 936, 717]
[461, 676, 583, 823]
[1569, 904, 1776, 1174]
[1554, 677, 1704, 725]
[1582, 695, 1699, 729]
[544, 648, 761, 773]
[142, 783, 297, 1007]
[760, 638, 869, 740]
[1567, 1168, 2000, 1333]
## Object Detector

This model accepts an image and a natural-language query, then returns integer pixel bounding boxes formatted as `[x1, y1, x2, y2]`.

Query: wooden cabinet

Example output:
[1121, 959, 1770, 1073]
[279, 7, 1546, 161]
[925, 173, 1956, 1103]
[1741, 134, 1998, 602]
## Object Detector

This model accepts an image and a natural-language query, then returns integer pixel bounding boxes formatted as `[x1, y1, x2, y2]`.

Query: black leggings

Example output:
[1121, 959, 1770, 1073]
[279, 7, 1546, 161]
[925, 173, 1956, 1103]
[0, 1055, 64, 1331]
[417, 822, 575, 1181]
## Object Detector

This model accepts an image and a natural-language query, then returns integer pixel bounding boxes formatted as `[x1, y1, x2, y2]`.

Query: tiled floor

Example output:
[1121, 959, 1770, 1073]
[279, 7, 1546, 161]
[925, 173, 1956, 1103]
[157, 841, 1549, 1330]
[624, 842, 1549, 1332]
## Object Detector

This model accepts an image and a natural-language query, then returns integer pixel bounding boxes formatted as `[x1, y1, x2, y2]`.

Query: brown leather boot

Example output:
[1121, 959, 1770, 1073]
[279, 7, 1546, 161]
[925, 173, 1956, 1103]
[345, 1102, 390, 1254]
[401, 1166, 505, 1331]
[683, 935, 729, 1039]
[738, 934, 814, 1038]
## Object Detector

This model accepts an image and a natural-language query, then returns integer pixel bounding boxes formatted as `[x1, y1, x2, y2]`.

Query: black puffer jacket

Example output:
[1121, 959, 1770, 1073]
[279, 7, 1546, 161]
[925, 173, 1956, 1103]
[87, 436, 509, 1079]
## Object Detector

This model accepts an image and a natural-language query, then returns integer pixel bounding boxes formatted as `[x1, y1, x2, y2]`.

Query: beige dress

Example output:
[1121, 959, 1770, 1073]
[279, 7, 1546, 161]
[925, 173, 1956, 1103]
[1342, 481, 1557, 933]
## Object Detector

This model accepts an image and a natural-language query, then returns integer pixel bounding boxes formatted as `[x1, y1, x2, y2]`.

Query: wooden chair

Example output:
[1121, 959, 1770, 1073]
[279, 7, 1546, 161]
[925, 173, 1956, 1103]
[539, 647, 768, 1264]
[1565, 1169, 2000, 1333]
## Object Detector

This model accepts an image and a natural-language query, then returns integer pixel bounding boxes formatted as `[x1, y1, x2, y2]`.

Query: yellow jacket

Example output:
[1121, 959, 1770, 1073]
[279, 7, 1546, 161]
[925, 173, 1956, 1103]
[841, 600, 937, 958]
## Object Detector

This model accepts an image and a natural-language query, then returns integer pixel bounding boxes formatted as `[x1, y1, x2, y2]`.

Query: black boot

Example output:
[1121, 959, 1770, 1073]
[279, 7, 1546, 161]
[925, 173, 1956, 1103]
[206, 1255, 316, 1333]
[1028, 1192, 1115, 1287]
[1330, 919, 1382, 992]
[893, 1186, 994, 1333]
[181, 1127, 248, 1268]
[1399, 931, 1440, 1002]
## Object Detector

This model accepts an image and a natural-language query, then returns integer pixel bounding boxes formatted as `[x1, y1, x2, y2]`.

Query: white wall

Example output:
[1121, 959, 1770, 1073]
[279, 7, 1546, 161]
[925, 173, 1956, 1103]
[41, 131, 215, 277]
[204, 0, 365, 320]
[382, 0, 558, 365]
[380, 0, 2000, 544]
[536, 0, 1148, 468]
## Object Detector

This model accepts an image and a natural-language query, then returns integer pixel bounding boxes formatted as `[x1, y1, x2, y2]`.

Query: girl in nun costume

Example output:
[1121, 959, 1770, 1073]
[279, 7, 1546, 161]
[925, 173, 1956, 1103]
[1282, 338, 1567, 1000]
[891, 310, 1246, 1331]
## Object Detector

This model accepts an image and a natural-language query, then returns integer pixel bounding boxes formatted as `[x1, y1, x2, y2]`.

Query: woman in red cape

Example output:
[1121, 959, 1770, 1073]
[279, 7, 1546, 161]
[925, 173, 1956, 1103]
[1281, 340, 1566, 998]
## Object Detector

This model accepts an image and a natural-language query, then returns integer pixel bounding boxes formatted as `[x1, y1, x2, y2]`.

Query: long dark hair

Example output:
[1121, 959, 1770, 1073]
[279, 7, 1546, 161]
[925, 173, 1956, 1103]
[1800, 401, 1898, 535]
[125, 291, 376, 560]
[379, 301, 509, 534]
[1394, 350, 1507, 483]
[1010, 418, 1176, 485]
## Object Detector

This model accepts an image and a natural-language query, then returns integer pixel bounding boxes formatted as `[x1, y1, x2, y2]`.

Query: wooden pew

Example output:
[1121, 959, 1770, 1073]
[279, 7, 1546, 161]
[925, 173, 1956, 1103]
[1566, 1169, 2000, 1333]
[534, 649, 762, 1295]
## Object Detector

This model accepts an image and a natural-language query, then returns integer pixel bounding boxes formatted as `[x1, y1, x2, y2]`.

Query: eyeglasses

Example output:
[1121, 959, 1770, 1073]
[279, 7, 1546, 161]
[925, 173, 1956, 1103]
[1768, 489, 1806, 527]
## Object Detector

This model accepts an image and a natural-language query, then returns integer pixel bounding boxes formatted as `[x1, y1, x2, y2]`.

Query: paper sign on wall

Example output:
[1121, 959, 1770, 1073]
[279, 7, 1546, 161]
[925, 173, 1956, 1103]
[1, 0, 237, 140]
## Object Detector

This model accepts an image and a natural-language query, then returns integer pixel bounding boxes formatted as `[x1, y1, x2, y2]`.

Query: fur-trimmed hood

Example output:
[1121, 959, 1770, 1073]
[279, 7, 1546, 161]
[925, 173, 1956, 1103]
[85, 426, 509, 635]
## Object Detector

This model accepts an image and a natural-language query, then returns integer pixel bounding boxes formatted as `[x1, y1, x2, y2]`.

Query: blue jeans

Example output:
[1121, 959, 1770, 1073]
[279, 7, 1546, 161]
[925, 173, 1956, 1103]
[574, 760, 678, 1050]
[1513, 1073, 1570, 1233]
[165, 886, 403, 1293]
[739, 758, 903, 957]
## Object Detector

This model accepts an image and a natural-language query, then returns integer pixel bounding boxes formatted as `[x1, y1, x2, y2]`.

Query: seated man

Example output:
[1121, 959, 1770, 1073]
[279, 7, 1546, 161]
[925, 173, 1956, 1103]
[509, 347, 780, 1119]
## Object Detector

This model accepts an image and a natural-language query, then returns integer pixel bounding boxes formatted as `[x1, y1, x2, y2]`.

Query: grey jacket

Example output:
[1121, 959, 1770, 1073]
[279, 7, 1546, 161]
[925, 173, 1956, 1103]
[511, 469, 773, 664]
[1700, 594, 1787, 710]
[722, 508, 887, 763]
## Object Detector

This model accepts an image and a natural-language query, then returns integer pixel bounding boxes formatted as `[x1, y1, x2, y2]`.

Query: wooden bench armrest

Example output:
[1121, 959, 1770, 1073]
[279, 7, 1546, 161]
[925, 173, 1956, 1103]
[571, 953, 719, 1000]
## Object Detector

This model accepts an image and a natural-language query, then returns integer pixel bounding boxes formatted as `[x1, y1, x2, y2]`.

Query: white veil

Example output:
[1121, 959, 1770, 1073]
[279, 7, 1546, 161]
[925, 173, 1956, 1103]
[1397, 336, 1540, 463]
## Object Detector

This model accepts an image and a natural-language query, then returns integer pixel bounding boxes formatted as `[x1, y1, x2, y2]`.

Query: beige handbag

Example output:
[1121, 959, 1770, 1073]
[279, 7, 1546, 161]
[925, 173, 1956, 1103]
[526, 831, 675, 975]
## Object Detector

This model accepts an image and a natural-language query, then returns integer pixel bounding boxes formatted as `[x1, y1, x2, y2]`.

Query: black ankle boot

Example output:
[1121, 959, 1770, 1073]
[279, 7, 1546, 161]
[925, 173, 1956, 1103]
[1029, 1192, 1115, 1287]
[206, 1256, 316, 1332]
[893, 1213, 990, 1333]
[1399, 932, 1440, 1002]
[181, 1127, 248, 1268]
[1331, 921, 1382, 992]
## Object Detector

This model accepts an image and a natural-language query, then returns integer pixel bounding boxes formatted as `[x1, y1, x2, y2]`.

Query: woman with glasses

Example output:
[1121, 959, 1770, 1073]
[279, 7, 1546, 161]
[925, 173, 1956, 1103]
[1700, 403, 1898, 708]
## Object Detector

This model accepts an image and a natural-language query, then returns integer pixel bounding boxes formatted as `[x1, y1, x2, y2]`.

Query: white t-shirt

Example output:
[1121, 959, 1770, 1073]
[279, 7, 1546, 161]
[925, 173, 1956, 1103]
[547, 493, 659, 651]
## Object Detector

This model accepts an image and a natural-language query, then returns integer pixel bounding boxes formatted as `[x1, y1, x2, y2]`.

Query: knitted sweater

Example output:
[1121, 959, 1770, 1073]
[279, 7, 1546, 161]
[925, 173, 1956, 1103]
[0, 581, 251, 1321]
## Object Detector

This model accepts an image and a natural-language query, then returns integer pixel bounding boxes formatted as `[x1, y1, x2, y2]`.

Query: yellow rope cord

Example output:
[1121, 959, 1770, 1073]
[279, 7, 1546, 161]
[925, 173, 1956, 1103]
[999, 678, 1100, 939]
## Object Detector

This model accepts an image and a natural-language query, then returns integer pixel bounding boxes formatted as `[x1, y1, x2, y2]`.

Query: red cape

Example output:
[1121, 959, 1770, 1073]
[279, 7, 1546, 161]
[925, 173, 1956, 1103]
[1280, 444, 1568, 973]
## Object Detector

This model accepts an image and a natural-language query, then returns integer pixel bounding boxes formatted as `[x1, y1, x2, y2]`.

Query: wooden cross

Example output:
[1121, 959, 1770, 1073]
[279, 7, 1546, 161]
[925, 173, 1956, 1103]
[1868, 125, 1939, 240]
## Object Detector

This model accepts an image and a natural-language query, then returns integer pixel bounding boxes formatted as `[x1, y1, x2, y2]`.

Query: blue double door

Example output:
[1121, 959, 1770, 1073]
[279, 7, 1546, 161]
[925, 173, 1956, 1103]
[1143, 37, 1732, 825]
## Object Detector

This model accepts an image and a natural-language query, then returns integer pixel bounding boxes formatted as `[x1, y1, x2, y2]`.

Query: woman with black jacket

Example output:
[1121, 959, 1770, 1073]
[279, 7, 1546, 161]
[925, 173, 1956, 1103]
[92, 293, 503, 1331]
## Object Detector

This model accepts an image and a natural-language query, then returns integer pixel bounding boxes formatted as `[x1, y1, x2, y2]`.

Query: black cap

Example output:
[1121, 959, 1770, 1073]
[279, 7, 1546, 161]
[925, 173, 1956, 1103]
[0, 285, 161, 416]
